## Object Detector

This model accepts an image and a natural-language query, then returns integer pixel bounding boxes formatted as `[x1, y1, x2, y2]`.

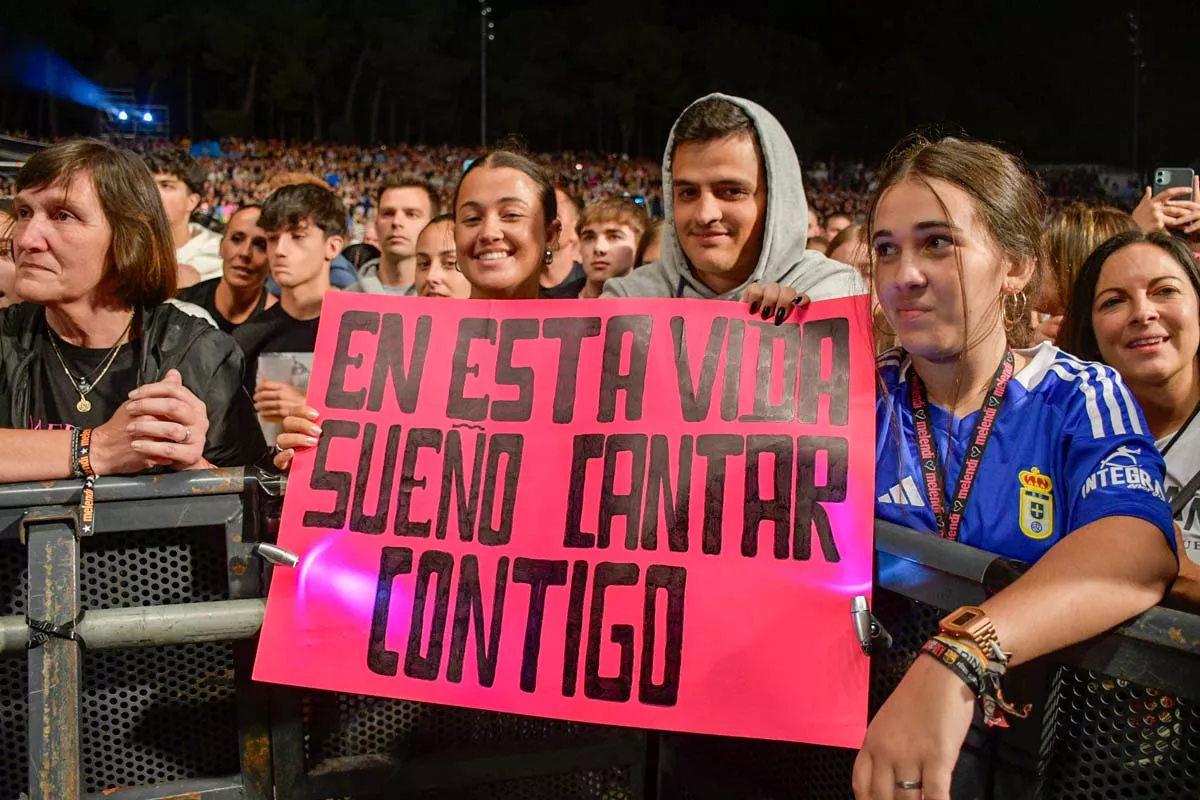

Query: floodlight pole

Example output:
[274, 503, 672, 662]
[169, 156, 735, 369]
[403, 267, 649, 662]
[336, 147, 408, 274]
[480, 1, 494, 147]
[1128, 5, 1144, 173]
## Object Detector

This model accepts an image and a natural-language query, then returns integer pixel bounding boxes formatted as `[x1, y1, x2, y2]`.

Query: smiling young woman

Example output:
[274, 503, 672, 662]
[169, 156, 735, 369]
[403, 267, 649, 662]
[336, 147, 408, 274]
[271, 150, 563, 471]
[1059, 229, 1200, 592]
[452, 150, 561, 301]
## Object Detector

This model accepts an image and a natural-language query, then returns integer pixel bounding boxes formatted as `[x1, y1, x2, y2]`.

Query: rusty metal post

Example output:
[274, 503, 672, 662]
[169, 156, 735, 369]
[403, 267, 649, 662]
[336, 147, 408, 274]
[25, 514, 82, 799]
[228, 483, 274, 800]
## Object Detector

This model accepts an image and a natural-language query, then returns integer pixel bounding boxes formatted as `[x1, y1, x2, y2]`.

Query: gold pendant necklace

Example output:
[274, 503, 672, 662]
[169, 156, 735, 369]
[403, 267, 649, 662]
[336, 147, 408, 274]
[47, 313, 135, 415]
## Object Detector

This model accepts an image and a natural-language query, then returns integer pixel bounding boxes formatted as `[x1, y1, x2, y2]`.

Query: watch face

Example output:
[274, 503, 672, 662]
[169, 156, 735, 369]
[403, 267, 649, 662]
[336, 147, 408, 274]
[949, 610, 978, 627]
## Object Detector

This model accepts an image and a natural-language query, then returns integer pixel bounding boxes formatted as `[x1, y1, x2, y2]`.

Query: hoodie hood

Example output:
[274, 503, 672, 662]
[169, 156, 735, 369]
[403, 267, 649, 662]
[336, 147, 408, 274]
[603, 93, 864, 301]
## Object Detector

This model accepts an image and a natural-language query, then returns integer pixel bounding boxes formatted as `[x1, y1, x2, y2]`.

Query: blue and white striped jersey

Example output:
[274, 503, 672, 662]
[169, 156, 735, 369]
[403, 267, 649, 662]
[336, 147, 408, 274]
[875, 342, 1176, 563]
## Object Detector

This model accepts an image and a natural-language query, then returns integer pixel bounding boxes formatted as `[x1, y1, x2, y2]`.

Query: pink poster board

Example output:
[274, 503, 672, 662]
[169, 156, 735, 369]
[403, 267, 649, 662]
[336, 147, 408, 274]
[255, 293, 876, 748]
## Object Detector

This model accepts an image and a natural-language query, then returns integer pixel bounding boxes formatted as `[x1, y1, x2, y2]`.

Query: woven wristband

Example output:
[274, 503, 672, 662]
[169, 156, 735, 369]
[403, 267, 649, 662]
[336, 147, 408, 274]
[76, 428, 98, 536]
[70, 427, 84, 479]
[921, 638, 985, 696]
[77, 428, 96, 478]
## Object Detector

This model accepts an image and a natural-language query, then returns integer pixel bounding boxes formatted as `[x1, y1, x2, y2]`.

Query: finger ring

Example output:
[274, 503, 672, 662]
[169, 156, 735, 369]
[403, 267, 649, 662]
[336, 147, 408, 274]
[182, 426, 191, 443]
[273, 443, 284, 455]
[895, 780, 923, 790]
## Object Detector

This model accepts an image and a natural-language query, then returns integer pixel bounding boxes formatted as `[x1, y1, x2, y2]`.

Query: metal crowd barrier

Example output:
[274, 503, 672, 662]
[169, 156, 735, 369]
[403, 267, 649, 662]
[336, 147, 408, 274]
[0, 470, 1197, 799]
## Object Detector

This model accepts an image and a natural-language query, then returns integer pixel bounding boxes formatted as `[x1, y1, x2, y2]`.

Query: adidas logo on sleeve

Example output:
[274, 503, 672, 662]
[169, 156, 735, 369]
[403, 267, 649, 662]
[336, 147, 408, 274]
[878, 475, 925, 506]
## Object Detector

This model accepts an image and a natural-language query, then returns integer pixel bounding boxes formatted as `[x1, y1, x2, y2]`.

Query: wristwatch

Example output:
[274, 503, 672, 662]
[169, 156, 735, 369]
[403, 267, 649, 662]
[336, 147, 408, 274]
[938, 606, 999, 655]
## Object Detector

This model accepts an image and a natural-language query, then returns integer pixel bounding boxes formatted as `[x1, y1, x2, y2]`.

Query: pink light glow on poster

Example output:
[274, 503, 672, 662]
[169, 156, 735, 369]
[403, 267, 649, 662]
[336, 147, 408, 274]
[254, 293, 875, 749]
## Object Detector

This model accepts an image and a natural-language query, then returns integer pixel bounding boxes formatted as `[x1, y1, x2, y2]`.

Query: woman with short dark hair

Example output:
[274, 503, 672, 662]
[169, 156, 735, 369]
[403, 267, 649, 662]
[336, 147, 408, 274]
[0, 138, 264, 480]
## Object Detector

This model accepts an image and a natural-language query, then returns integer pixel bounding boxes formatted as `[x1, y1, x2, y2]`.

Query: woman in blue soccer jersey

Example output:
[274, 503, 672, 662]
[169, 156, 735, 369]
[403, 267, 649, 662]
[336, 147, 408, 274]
[851, 138, 1177, 800]
[1059, 230, 1200, 599]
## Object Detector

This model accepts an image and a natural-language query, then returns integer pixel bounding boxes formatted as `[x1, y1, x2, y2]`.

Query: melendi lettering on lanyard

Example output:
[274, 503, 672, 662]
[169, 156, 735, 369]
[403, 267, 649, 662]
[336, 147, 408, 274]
[908, 350, 1014, 541]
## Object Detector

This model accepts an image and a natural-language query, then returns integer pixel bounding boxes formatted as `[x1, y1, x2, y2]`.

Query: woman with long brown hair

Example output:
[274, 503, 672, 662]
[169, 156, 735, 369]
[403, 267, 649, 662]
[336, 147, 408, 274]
[853, 137, 1175, 799]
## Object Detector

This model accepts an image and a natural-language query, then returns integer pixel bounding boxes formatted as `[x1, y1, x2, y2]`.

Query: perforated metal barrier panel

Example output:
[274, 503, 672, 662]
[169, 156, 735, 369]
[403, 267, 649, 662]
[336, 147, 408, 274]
[0, 538, 27, 800]
[658, 592, 1200, 800]
[305, 694, 621, 763]
[0, 528, 240, 799]
[1045, 668, 1200, 798]
[298, 691, 642, 797]
[406, 767, 634, 800]
[77, 528, 240, 795]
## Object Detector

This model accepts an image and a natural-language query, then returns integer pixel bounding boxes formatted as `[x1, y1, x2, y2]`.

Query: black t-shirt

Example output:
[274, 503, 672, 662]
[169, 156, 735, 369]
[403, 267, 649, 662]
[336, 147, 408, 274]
[30, 332, 139, 430]
[540, 261, 588, 299]
[177, 278, 268, 334]
[232, 303, 320, 391]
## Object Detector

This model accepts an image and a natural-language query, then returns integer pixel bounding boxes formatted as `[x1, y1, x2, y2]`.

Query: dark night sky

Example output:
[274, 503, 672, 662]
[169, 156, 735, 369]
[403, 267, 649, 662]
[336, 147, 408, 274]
[791, 0, 1192, 166]
[506, 0, 1200, 167]
[3, 0, 1198, 169]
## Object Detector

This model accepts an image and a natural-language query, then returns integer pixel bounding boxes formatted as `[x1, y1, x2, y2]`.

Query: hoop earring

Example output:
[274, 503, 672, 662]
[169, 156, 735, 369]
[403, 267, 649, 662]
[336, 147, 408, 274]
[544, 248, 554, 266]
[1003, 290, 1028, 327]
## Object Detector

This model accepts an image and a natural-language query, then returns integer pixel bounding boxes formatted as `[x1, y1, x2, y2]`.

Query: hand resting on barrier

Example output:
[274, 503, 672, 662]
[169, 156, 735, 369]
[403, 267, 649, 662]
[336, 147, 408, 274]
[94, 369, 213, 473]
[272, 405, 322, 472]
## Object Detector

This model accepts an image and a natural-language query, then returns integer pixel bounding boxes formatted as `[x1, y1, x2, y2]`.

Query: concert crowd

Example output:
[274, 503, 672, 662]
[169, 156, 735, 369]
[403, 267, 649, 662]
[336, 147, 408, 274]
[1, 91, 1197, 800]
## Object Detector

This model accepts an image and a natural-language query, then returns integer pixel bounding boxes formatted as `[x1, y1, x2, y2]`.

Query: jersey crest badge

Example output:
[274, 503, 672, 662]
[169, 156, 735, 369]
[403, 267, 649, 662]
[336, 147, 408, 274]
[1019, 467, 1054, 540]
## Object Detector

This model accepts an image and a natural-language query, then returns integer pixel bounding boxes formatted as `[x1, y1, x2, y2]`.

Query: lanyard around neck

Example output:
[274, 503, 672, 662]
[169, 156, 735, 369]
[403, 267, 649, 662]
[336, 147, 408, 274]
[907, 350, 1015, 541]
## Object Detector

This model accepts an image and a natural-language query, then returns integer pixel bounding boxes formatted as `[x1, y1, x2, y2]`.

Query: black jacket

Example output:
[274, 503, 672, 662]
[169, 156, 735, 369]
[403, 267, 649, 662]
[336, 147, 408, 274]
[0, 302, 267, 468]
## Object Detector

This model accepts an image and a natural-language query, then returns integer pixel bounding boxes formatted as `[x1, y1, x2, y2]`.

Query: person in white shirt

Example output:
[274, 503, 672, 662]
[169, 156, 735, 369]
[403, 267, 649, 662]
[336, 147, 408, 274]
[143, 149, 223, 284]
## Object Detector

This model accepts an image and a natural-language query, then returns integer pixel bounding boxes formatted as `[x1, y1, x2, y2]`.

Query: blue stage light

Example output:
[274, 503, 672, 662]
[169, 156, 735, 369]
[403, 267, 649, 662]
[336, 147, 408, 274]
[142, 112, 153, 122]
[117, 110, 128, 121]
[8, 45, 106, 110]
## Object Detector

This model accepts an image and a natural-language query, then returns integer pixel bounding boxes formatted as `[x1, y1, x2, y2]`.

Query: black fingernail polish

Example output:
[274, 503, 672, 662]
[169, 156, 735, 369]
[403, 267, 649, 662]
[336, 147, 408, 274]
[775, 307, 787, 326]
[761, 306, 772, 320]
[749, 301, 759, 314]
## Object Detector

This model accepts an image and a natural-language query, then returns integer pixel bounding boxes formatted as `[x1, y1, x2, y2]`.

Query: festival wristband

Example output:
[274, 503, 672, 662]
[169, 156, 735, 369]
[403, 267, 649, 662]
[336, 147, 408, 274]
[931, 633, 988, 667]
[924, 637, 1032, 727]
[70, 427, 84, 479]
[77, 428, 96, 478]
[76, 428, 97, 537]
[920, 638, 984, 696]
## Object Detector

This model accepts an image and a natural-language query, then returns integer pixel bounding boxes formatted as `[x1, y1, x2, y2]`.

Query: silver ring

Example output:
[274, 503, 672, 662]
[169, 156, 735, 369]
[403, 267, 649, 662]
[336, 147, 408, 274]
[182, 426, 192, 443]
[895, 780, 923, 790]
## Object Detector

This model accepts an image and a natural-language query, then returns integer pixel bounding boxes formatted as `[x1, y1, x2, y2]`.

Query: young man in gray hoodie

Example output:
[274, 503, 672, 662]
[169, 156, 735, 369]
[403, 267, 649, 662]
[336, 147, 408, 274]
[602, 94, 865, 308]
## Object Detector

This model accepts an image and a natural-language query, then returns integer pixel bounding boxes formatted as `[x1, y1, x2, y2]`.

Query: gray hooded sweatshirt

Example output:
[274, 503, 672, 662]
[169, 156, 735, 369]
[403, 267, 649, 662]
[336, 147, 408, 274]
[602, 93, 866, 301]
